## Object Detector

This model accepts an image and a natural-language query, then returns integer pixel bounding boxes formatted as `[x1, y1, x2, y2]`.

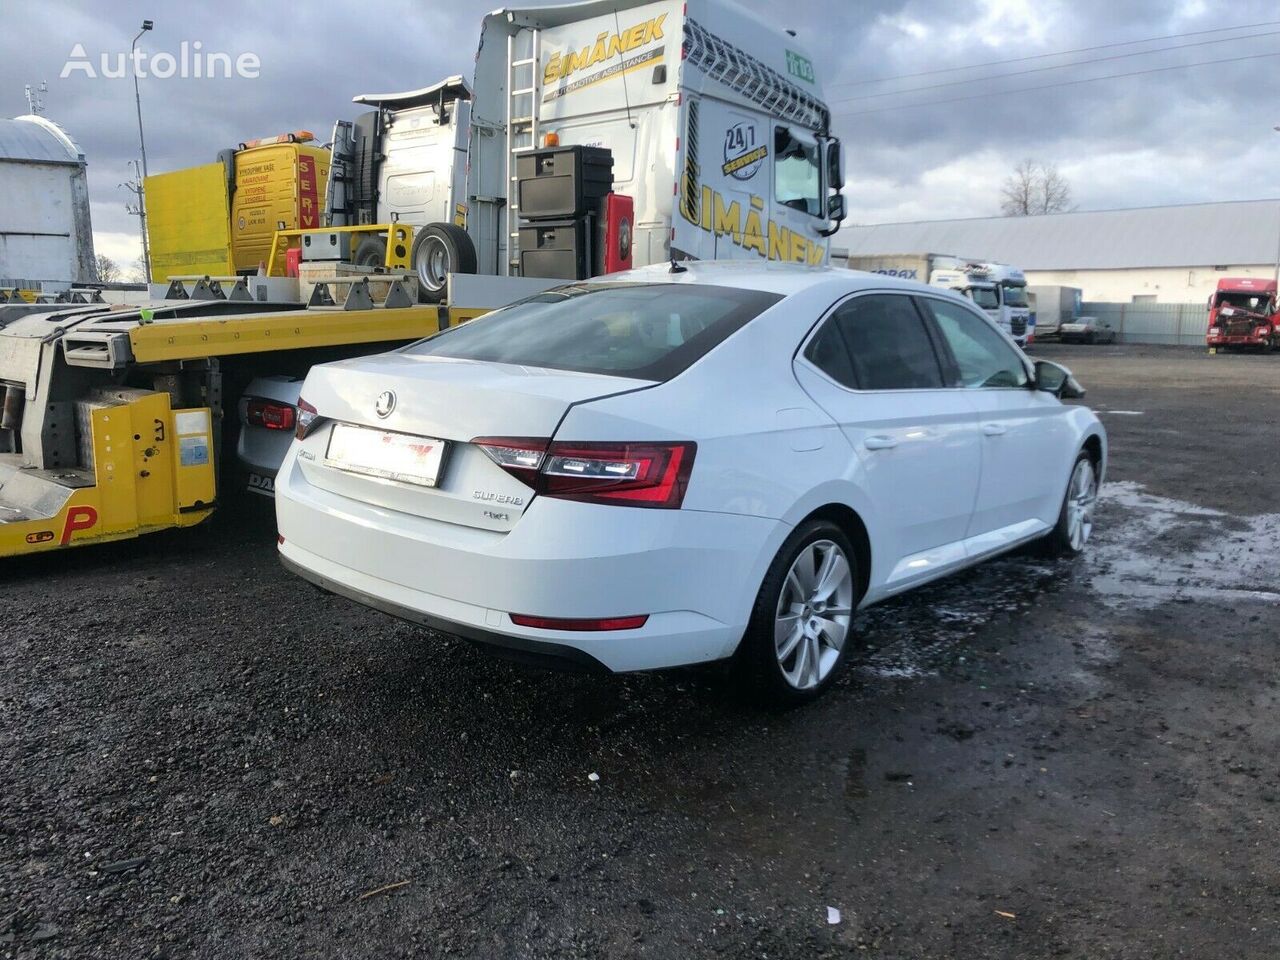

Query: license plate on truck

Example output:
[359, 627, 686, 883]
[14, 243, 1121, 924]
[324, 424, 448, 488]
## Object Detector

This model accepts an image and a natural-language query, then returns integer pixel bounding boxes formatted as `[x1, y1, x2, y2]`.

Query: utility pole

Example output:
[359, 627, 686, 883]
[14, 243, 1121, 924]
[120, 161, 151, 283]
[132, 19, 154, 281]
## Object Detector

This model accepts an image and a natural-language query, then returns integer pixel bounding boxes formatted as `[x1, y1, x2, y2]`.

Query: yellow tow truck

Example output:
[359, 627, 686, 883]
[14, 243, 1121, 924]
[0, 238, 500, 558]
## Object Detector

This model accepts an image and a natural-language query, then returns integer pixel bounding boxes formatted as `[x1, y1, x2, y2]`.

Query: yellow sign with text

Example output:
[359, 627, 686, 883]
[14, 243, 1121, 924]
[679, 181, 828, 266]
[544, 14, 667, 85]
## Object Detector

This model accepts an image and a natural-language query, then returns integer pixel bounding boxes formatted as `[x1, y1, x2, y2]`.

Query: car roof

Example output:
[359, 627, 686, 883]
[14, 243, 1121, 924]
[595, 260, 942, 299]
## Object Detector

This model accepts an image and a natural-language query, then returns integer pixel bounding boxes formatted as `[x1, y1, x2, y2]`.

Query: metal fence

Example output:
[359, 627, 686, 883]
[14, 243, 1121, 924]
[1078, 301, 1207, 346]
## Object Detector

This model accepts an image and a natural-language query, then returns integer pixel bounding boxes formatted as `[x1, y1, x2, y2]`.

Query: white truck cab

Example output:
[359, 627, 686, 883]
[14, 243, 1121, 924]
[929, 259, 1031, 345]
[324, 0, 846, 299]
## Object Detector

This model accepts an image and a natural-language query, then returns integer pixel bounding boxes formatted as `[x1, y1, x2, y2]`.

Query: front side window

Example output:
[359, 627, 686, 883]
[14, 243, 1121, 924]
[922, 297, 1029, 389]
[805, 294, 944, 390]
[406, 283, 781, 381]
[774, 126, 821, 217]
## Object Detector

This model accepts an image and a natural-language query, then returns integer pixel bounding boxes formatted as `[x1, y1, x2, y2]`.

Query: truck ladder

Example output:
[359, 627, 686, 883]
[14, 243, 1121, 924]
[505, 27, 541, 275]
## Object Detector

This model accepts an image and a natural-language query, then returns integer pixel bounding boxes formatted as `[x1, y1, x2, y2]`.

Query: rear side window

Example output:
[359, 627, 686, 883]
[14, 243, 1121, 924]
[922, 297, 1029, 388]
[406, 283, 781, 381]
[806, 294, 944, 390]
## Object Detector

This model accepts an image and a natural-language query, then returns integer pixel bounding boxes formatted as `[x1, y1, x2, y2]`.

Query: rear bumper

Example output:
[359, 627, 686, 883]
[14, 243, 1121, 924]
[280, 552, 613, 672]
[275, 455, 782, 673]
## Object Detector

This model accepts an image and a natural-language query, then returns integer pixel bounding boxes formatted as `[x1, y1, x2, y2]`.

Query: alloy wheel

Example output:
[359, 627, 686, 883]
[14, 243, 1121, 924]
[774, 539, 854, 690]
[1066, 458, 1097, 551]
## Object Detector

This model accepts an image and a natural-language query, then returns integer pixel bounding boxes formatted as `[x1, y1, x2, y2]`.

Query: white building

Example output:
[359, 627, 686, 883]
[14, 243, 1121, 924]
[838, 200, 1280, 304]
[0, 114, 96, 289]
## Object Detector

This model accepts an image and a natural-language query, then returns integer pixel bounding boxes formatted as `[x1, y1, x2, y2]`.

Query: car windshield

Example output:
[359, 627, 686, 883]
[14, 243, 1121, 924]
[404, 283, 782, 381]
[968, 286, 999, 310]
[1000, 283, 1028, 308]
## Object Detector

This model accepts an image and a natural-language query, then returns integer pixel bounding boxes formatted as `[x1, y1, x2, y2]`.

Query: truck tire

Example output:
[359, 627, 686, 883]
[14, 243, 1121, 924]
[412, 223, 477, 303]
[353, 237, 387, 269]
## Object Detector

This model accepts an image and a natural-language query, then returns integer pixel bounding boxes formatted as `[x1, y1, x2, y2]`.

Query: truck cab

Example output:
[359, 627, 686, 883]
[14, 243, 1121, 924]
[325, 76, 474, 300]
[930, 260, 1031, 346]
[1206, 277, 1277, 352]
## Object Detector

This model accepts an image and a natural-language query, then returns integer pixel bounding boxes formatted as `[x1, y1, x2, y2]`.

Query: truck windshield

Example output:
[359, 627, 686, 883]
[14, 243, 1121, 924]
[774, 126, 821, 217]
[1001, 283, 1029, 308]
[1216, 292, 1273, 314]
[968, 287, 999, 310]
[404, 283, 782, 381]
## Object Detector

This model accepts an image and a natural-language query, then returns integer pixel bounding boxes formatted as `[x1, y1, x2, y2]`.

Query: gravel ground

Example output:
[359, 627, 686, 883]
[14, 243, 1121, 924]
[3, 344, 1279, 959]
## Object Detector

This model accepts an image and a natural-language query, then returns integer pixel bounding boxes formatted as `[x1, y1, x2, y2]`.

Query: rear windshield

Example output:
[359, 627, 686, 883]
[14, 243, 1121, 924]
[405, 282, 782, 381]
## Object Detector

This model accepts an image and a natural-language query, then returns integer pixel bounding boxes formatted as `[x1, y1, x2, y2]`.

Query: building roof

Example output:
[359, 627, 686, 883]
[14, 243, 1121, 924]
[0, 115, 85, 166]
[839, 199, 1280, 271]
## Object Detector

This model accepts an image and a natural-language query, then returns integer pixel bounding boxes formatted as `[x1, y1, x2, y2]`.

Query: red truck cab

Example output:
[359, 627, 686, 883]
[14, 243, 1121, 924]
[1206, 278, 1277, 351]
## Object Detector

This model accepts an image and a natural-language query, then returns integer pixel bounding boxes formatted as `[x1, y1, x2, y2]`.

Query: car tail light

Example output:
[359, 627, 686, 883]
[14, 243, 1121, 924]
[295, 397, 322, 441]
[474, 438, 696, 509]
[510, 613, 648, 631]
[473, 437, 547, 479]
[245, 397, 296, 431]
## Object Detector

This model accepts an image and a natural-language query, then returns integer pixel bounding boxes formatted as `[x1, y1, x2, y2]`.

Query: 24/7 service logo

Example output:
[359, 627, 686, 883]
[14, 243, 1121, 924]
[722, 122, 766, 181]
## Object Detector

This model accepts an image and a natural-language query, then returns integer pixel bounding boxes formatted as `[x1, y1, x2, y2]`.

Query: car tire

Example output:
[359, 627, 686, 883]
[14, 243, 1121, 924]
[1040, 450, 1098, 558]
[736, 519, 859, 707]
[412, 223, 478, 303]
[353, 237, 387, 269]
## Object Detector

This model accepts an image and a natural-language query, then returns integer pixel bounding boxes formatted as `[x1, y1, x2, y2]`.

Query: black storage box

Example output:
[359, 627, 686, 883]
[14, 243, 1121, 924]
[516, 146, 613, 220]
[518, 218, 589, 280]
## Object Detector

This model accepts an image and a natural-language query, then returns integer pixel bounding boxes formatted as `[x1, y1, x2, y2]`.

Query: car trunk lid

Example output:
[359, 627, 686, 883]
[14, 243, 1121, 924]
[294, 351, 654, 531]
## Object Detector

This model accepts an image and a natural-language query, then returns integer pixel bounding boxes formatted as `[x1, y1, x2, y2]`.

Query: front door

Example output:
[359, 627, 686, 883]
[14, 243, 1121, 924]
[918, 294, 1074, 545]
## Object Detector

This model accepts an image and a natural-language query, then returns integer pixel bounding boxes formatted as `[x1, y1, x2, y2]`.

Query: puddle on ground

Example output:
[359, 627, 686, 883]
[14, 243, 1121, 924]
[1088, 481, 1280, 607]
[845, 481, 1279, 686]
[850, 556, 1061, 682]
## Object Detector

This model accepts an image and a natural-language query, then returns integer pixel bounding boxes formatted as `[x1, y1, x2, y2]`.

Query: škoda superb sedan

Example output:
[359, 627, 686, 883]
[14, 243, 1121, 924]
[276, 261, 1104, 704]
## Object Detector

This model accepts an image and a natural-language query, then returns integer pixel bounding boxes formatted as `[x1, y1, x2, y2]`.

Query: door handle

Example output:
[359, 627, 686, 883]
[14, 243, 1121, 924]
[864, 435, 899, 450]
[982, 423, 1008, 436]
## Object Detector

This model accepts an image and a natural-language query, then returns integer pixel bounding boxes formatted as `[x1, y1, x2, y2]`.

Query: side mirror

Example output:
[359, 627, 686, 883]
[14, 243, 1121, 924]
[1034, 359, 1085, 400]
[827, 193, 847, 221]
[825, 136, 845, 189]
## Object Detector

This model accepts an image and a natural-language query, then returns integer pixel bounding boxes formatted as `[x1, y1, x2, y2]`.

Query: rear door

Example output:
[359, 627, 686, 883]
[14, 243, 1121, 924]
[793, 292, 982, 588]
[918, 295, 1074, 541]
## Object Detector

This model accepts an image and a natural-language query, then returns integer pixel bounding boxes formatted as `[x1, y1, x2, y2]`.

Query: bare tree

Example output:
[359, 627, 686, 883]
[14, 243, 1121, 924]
[1000, 159, 1073, 216]
[94, 253, 119, 283]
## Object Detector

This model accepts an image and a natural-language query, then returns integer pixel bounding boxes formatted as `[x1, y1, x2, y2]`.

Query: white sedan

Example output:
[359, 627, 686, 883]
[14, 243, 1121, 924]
[276, 262, 1105, 704]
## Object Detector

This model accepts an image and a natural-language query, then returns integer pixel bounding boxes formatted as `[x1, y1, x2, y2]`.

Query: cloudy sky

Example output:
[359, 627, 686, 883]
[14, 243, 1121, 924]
[5, 0, 1280, 271]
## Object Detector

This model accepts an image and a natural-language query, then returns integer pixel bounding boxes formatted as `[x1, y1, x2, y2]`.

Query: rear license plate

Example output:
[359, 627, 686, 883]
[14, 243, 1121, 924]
[324, 423, 448, 487]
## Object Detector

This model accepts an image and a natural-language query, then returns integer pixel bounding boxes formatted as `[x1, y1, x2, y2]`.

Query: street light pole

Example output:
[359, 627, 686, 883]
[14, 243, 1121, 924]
[132, 19, 154, 281]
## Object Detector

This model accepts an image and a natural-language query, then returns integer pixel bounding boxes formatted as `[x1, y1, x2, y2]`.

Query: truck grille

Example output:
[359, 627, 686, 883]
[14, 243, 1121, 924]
[1011, 317, 1027, 336]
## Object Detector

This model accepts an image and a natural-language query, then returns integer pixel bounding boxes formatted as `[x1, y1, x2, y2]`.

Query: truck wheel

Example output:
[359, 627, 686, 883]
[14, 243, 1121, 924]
[353, 237, 387, 269]
[412, 224, 477, 303]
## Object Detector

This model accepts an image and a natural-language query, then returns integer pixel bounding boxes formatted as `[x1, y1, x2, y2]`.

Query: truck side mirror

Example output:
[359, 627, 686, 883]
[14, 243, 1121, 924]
[824, 137, 845, 190]
[818, 137, 847, 238]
